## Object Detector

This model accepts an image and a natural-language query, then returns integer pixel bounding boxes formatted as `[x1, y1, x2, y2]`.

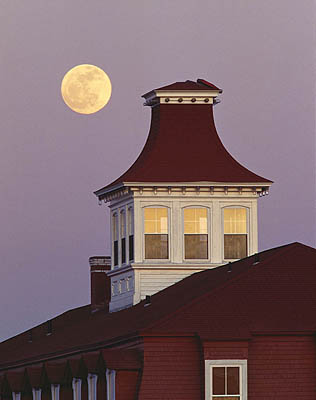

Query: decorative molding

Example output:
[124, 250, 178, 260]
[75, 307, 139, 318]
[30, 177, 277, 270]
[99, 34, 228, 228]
[96, 182, 271, 203]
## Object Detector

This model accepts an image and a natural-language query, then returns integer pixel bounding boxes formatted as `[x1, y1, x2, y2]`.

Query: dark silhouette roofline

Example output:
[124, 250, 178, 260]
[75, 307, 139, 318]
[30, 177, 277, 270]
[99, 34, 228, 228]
[1, 242, 315, 370]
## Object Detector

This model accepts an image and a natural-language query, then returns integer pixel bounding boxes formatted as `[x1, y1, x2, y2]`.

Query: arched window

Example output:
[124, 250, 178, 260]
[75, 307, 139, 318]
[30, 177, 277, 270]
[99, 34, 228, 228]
[144, 207, 168, 259]
[120, 211, 126, 264]
[223, 208, 247, 259]
[184, 208, 208, 259]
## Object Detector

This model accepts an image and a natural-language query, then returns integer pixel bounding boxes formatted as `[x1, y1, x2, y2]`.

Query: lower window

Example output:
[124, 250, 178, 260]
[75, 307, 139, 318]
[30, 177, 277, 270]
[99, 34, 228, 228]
[224, 234, 247, 259]
[145, 234, 168, 259]
[223, 208, 248, 260]
[205, 360, 247, 400]
[184, 234, 208, 259]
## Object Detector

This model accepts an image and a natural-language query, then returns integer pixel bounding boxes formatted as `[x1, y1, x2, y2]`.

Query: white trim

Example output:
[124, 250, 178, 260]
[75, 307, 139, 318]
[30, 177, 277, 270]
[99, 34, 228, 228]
[221, 205, 250, 261]
[50, 384, 60, 400]
[124, 181, 271, 188]
[32, 389, 41, 400]
[95, 181, 271, 199]
[106, 369, 116, 400]
[182, 205, 211, 262]
[205, 360, 247, 400]
[87, 374, 98, 400]
[12, 392, 21, 400]
[72, 378, 82, 400]
[142, 205, 171, 262]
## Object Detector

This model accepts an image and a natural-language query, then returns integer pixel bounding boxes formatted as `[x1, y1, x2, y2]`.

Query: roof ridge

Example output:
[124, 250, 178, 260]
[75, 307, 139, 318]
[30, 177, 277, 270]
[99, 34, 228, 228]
[141, 243, 302, 333]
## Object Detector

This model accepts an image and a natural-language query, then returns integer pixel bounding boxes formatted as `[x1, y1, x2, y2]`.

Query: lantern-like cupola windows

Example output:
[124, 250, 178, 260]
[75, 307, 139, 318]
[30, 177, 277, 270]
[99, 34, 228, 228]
[95, 79, 272, 311]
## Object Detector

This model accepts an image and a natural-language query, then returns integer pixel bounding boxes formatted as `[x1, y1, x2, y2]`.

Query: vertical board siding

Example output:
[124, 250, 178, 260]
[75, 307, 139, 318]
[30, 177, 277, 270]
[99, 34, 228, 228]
[139, 337, 202, 400]
[248, 336, 316, 399]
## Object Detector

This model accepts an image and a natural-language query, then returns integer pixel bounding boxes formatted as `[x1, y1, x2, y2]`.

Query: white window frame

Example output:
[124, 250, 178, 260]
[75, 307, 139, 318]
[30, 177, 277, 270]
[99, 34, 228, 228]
[205, 359, 247, 400]
[12, 392, 21, 400]
[222, 206, 249, 261]
[72, 378, 82, 400]
[106, 369, 116, 400]
[127, 205, 134, 263]
[120, 210, 126, 266]
[111, 211, 119, 268]
[51, 384, 60, 400]
[182, 205, 211, 262]
[87, 374, 98, 400]
[142, 205, 171, 262]
[32, 389, 41, 400]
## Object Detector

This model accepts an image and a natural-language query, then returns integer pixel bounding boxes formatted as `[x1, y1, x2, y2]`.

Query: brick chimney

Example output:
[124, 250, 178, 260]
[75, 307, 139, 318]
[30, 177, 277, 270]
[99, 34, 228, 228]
[89, 256, 111, 312]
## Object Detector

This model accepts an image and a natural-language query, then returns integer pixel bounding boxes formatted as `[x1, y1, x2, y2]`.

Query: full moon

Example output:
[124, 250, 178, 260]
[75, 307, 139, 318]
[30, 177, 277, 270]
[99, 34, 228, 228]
[61, 64, 112, 114]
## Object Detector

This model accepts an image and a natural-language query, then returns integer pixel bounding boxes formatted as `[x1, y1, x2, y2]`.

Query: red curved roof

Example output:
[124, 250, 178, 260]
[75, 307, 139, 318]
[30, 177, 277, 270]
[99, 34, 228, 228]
[96, 80, 272, 194]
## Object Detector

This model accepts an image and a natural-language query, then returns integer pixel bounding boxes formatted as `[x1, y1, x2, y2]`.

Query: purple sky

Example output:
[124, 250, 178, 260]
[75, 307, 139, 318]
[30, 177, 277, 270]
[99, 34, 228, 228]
[1, 1, 315, 342]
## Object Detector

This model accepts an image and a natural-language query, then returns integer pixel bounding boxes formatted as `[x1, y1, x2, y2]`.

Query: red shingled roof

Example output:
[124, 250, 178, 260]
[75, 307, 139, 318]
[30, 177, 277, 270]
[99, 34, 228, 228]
[0, 243, 315, 369]
[96, 80, 271, 195]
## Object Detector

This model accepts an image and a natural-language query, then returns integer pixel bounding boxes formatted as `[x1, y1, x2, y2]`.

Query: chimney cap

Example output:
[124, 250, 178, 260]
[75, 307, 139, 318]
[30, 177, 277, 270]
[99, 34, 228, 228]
[89, 256, 111, 267]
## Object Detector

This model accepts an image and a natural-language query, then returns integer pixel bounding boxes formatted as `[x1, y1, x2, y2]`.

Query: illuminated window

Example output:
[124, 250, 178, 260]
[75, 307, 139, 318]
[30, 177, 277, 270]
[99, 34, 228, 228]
[112, 213, 118, 266]
[120, 211, 126, 264]
[128, 207, 134, 262]
[223, 208, 247, 259]
[205, 360, 247, 400]
[144, 207, 168, 259]
[184, 208, 208, 259]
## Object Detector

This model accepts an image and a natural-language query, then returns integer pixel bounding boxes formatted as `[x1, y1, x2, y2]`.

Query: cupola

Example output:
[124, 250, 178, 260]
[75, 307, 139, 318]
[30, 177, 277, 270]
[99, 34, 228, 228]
[95, 79, 272, 312]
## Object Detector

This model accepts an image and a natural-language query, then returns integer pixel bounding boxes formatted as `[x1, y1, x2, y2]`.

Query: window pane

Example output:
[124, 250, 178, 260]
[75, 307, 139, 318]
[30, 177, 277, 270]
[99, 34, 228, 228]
[144, 208, 168, 234]
[113, 214, 118, 240]
[144, 220, 156, 233]
[224, 234, 247, 259]
[121, 238, 126, 264]
[144, 208, 156, 220]
[128, 208, 133, 234]
[184, 208, 207, 234]
[184, 235, 208, 259]
[224, 208, 246, 234]
[227, 367, 240, 395]
[212, 367, 225, 395]
[129, 235, 134, 261]
[145, 234, 168, 259]
[120, 212, 126, 238]
[113, 241, 118, 266]
[159, 216, 168, 234]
